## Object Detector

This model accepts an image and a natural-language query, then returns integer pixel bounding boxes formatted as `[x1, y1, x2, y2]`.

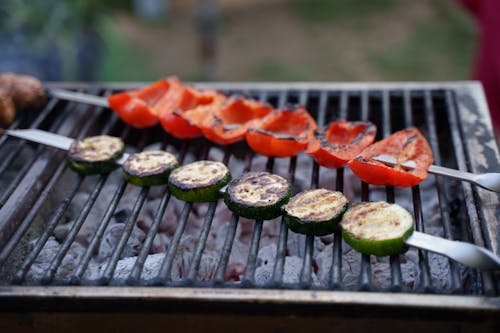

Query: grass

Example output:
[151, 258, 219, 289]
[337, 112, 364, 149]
[97, 17, 158, 82]
[372, 5, 475, 80]
[253, 60, 310, 81]
[292, 0, 397, 23]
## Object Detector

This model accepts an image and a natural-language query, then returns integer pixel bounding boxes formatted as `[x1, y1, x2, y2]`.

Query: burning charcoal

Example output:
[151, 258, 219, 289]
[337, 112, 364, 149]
[110, 253, 165, 280]
[428, 252, 452, 290]
[113, 209, 130, 223]
[170, 235, 218, 281]
[27, 236, 86, 282]
[225, 239, 249, 281]
[96, 223, 145, 261]
[254, 244, 319, 286]
[150, 232, 169, 253]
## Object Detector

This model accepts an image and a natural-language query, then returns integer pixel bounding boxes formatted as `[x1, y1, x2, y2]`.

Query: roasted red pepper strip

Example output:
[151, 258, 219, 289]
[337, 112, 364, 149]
[347, 127, 433, 187]
[306, 120, 376, 169]
[158, 87, 225, 139]
[200, 97, 273, 145]
[246, 106, 317, 157]
[107, 77, 181, 128]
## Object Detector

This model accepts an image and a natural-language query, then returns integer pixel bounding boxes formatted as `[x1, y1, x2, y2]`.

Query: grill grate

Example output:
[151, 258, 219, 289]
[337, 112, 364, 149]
[0, 83, 498, 300]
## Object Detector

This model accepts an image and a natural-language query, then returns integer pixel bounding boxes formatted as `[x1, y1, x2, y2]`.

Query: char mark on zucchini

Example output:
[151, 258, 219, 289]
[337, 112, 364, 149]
[123, 150, 179, 187]
[340, 201, 414, 257]
[168, 160, 231, 202]
[284, 189, 349, 236]
[67, 135, 125, 175]
[224, 171, 291, 220]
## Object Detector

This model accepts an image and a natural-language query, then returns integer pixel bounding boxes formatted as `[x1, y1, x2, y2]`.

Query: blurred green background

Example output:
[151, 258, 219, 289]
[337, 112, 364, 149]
[0, 0, 476, 82]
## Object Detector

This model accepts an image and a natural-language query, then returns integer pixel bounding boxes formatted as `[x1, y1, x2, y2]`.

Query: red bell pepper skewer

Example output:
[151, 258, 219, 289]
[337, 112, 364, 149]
[306, 120, 376, 169]
[246, 105, 317, 157]
[348, 127, 433, 187]
[199, 97, 273, 145]
[158, 87, 225, 139]
[107, 77, 181, 128]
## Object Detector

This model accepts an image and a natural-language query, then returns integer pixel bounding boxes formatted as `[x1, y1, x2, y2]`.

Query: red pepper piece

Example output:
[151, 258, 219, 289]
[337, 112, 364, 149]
[246, 106, 317, 157]
[107, 77, 181, 128]
[158, 87, 225, 139]
[200, 97, 273, 145]
[347, 127, 433, 187]
[306, 120, 376, 169]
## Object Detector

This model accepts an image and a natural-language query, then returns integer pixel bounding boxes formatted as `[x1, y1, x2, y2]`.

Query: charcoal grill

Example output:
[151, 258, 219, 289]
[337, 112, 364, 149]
[0, 81, 499, 330]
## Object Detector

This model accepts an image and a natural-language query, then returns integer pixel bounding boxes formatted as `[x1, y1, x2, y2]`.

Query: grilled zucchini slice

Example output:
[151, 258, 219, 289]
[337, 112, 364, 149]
[224, 171, 291, 220]
[168, 160, 231, 202]
[284, 189, 348, 236]
[123, 150, 179, 187]
[68, 135, 125, 175]
[340, 201, 414, 257]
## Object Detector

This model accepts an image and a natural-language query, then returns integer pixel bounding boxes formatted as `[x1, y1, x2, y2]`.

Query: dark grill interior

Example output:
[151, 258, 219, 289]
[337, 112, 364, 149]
[0, 83, 498, 299]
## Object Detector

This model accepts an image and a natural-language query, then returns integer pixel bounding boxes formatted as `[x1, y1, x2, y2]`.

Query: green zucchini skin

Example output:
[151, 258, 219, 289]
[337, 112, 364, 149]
[123, 150, 179, 187]
[340, 201, 414, 257]
[67, 135, 125, 175]
[224, 172, 291, 220]
[168, 160, 231, 202]
[283, 189, 349, 236]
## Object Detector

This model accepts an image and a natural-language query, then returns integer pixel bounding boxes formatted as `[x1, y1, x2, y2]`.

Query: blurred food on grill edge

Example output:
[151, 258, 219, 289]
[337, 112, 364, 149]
[0, 73, 46, 124]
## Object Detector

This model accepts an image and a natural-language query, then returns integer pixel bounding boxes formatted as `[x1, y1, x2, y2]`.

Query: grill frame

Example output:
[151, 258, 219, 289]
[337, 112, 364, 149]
[0, 81, 499, 316]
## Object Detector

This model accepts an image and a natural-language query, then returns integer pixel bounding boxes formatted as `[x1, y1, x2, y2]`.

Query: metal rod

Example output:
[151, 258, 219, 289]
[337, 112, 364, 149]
[185, 201, 218, 282]
[213, 213, 239, 284]
[299, 235, 314, 288]
[13, 175, 85, 283]
[49, 88, 109, 108]
[128, 191, 172, 283]
[0, 161, 68, 267]
[424, 90, 462, 292]
[42, 174, 108, 284]
[71, 181, 128, 283]
[99, 187, 149, 284]
[241, 220, 263, 287]
[444, 90, 497, 295]
[156, 202, 193, 283]
[0, 98, 58, 177]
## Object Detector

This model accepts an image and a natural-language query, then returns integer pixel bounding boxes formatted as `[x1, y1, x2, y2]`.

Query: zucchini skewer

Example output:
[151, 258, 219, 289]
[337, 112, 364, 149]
[224, 171, 291, 220]
[168, 160, 231, 202]
[67, 135, 125, 175]
[340, 201, 414, 257]
[283, 189, 348, 236]
[123, 150, 179, 187]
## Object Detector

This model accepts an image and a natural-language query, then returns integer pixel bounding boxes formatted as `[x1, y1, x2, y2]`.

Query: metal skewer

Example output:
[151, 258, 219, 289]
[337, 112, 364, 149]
[1, 129, 499, 270]
[405, 231, 500, 270]
[49, 88, 109, 108]
[374, 154, 500, 193]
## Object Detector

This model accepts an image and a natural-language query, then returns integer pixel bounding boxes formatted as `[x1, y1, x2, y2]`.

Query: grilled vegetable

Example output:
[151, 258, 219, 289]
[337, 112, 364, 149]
[168, 160, 231, 202]
[200, 96, 273, 145]
[348, 127, 433, 187]
[307, 120, 376, 169]
[68, 135, 125, 175]
[123, 150, 179, 187]
[159, 87, 225, 139]
[246, 105, 317, 157]
[107, 77, 181, 128]
[283, 189, 349, 236]
[340, 201, 414, 257]
[224, 172, 291, 220]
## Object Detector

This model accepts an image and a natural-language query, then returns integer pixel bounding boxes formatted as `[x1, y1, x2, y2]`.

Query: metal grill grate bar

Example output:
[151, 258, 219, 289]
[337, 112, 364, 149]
[156, 202, 192, 283]
[13, 175, 84, 283]
[423, 91, 462, 292]
[42, 174, 108, 284]
[0, 83, 496, 300]
[71, 182, 127, 284]
[404, 90, 433, 292]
